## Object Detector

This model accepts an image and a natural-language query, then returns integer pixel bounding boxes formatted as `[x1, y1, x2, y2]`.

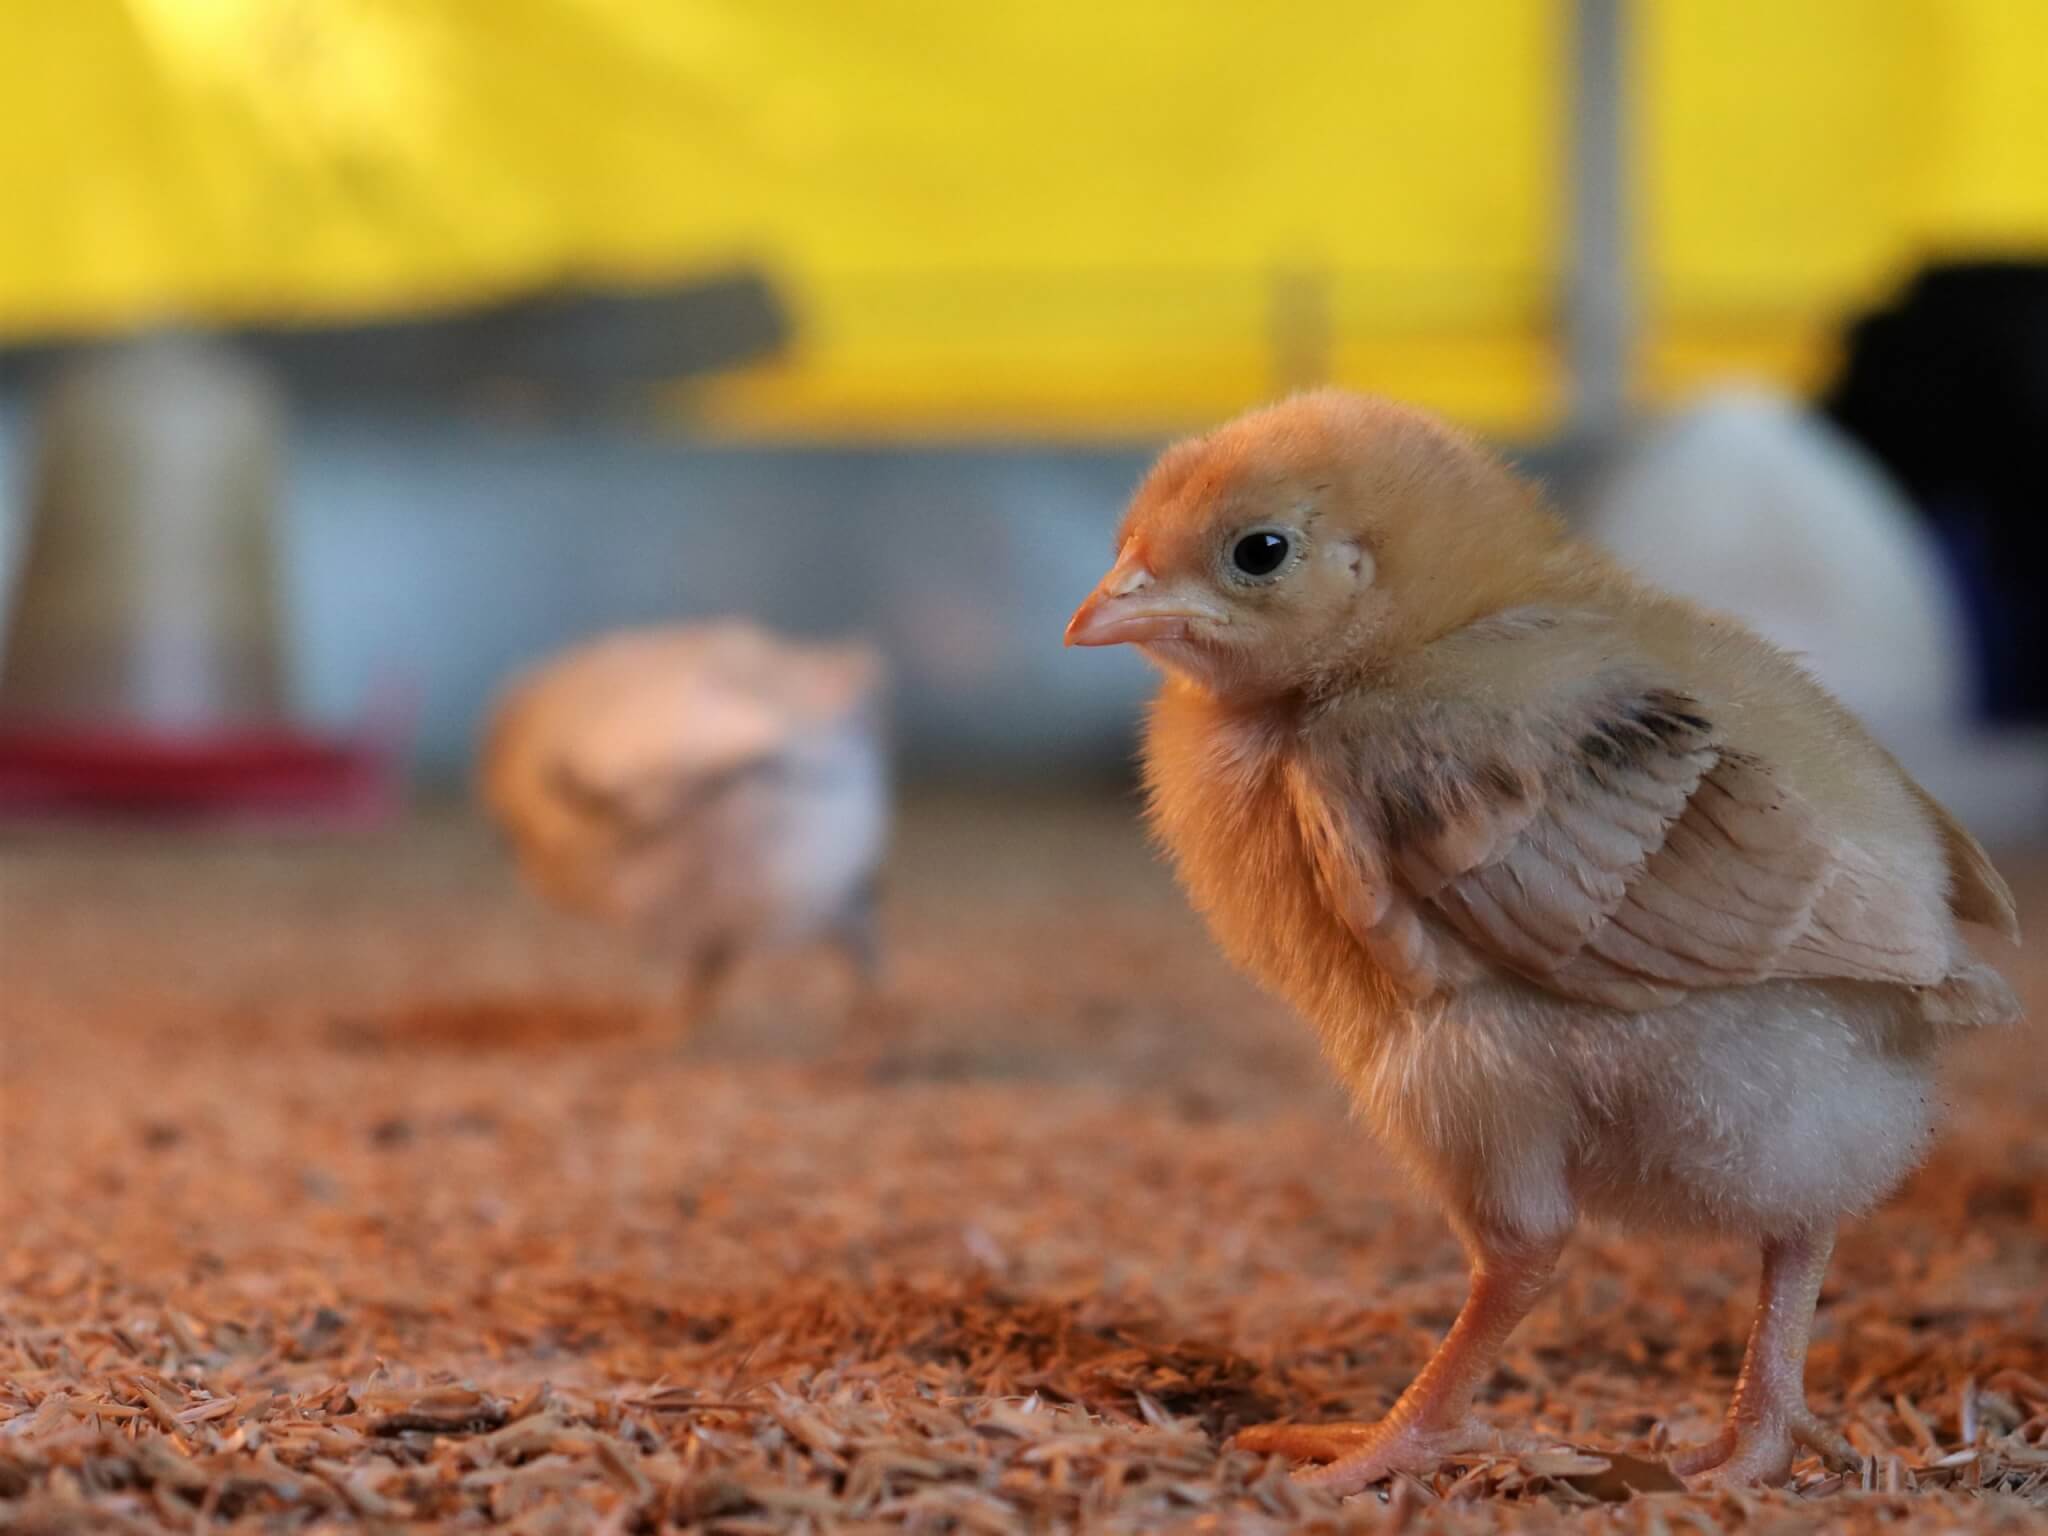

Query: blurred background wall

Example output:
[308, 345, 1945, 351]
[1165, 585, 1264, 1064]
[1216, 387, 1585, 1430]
[8, 2, 2048, 433]
[1, 1, 2045, 815]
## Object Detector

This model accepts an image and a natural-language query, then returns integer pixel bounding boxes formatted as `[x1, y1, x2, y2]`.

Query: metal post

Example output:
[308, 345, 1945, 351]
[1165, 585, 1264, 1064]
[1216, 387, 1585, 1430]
[1565, 0, 1632, 446]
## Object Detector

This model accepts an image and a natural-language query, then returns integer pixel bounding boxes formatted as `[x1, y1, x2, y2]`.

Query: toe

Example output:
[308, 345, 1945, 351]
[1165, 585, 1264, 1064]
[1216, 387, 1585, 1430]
[1297, 1439, 1419, 1498]
[1693, 1433, 1795, 1489]
[1233, 1421, 1380, 1462]
[1300, 1455, 1396, 1499]
[1787, 1410, 1859, 1465]
[1297, 1422, 1474, 1498]
[1261, 1417, 1514, 1499]
[1666, 1426, 1736, 1478]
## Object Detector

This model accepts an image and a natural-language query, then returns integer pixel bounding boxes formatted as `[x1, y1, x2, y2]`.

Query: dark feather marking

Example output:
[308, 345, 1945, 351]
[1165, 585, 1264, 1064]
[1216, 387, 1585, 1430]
[1633, 707, 1701, 740]
[1579, 729, 1629, 767]
[1380, 776, 1446, 845]
[1609, 715, 1666, 747]
[1577, 690, 1716, 786]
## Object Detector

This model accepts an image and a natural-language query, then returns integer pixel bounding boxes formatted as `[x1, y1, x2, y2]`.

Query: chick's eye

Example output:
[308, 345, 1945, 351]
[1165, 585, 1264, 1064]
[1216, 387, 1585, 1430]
[1231, 531, 1290, 577]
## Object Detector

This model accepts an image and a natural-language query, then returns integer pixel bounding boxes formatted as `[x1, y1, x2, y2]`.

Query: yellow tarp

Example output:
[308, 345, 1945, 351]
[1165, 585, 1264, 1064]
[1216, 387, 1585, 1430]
[3, 2, 2045, 437]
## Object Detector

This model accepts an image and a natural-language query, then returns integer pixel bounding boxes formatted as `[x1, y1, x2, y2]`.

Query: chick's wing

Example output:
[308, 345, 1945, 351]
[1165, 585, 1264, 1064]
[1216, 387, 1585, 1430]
[1294, 612, 1964, 1010]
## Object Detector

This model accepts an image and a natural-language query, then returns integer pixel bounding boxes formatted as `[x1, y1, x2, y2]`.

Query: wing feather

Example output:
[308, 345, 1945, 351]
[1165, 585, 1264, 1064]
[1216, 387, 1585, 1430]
[1304, 666, 1969, 1010]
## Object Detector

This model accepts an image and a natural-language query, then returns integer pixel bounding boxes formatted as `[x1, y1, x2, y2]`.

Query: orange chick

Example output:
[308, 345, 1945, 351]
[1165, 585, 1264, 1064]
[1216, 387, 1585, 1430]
[1065, 390, 2020, 1492]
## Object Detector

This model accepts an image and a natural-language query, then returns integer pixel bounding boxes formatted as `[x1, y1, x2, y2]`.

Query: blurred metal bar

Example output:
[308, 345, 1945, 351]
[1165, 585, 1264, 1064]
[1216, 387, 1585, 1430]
[1565, 0, 1632, 444]
[0, 270, 790, 407]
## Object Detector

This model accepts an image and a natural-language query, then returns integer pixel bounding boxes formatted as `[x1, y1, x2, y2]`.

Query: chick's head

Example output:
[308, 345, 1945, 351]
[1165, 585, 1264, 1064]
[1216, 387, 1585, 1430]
[1065, 390, 1564, 697]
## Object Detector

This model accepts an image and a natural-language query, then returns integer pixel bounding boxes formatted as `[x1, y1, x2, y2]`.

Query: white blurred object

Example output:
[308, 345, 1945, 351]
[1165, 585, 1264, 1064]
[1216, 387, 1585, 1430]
[1582, 387, 2048, 845]
[481, 621, 890, 1032]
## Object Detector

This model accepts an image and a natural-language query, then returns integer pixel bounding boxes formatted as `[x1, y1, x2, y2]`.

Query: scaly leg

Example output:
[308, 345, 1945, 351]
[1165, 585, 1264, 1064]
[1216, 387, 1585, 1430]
[1669, 1228, 1862, 1486]
[1236, 1229, 1565, 1497]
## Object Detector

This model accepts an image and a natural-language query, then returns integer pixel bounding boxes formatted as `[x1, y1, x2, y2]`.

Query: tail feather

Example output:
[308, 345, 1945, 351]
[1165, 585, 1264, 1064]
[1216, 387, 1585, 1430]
[1911, 784, 2020, 942]
[1919, 959, 2021, 1031]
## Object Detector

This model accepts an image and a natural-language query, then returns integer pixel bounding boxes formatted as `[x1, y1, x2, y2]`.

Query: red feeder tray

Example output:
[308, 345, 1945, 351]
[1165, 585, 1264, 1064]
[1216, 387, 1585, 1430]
[0, 724, 403, 824]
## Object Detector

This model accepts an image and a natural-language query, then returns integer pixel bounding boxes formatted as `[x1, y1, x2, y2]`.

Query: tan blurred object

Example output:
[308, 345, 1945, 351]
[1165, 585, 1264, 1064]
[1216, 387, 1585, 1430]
[1, 335, 286, 728]
[481, 622, 891, 1043]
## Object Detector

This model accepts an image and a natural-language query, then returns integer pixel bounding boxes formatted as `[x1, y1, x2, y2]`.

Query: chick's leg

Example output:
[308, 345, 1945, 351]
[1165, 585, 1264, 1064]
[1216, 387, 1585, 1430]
[834, 876, 899, 1045]
[1669, 1228, 1861, 1486]
[673, 943, 734, 1042]
[1237, 1230, 1563, 1496]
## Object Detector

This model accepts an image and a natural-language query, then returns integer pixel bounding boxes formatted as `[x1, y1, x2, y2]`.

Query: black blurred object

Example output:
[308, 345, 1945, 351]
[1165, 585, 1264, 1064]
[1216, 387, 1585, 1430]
[1821, 259, 2048, 722]
[0, 268, 790, 409]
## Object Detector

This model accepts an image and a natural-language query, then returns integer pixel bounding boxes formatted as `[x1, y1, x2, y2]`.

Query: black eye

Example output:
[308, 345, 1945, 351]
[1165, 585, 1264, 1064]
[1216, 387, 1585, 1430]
[1231, 531, 1290, 577]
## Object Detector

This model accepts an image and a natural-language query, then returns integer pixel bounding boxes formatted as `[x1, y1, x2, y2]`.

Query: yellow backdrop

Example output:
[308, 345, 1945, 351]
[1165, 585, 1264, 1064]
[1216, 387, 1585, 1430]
[2, 2, 2043, 437]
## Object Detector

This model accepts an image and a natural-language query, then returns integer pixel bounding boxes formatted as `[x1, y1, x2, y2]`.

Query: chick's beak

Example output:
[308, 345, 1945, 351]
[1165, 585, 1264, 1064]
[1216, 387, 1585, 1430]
[1064, 558, 1218, 647]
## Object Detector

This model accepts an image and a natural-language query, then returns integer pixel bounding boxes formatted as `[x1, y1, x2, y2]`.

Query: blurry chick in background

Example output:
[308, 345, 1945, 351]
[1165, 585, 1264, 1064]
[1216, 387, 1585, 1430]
[1066, 391, 2020, 1493]
[482, 622, 891, 1044]
[1581, 388, 2048, 848]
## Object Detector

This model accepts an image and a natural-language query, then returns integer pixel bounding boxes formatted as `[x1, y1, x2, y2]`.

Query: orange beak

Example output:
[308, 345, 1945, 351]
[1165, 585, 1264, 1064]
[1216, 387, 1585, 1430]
[1064, 556, 1220, 647]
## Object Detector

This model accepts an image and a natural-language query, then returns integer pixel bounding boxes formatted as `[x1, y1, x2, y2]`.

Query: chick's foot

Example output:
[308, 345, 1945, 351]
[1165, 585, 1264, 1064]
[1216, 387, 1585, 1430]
[1672, 1408, 1861, 1487]
[1237, 1232, 1564, 1498]
[1236, 1415, 1526, 1497]
[1675, 1227, 1864, 1487]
